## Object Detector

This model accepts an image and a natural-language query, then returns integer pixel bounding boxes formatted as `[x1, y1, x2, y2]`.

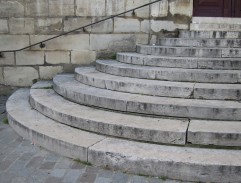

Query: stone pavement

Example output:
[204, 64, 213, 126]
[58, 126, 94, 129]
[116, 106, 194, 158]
[0, 93, 183, 183]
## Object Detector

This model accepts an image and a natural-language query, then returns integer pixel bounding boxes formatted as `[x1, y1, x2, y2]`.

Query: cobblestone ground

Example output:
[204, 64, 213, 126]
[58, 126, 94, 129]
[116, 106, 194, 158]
[0, 93, 183, 183]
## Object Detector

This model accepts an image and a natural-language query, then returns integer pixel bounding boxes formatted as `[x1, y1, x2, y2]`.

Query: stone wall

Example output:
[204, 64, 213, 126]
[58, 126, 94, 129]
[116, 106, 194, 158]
[0, 0, 193, 86]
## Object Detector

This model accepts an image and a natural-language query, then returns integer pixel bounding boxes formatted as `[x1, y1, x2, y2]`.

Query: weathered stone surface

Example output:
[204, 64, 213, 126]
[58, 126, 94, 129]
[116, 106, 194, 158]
[191, 23, 241, 32]
[76, 0, 106, 16]
[64, 18, 91, 32]
[25, 0, 48, 16]
[91, 18, 113, 33]
[71, 51, 96, 65]
[9, 18, 35, 34]
[49, 0, 75, 16]
[54, 74, 241, 120]
[30, 35, 89, 51]
[151, 0, 168, 17]
[114, 18, 140, 33]
[169, 0, 193, 17]
[89, 138, 241, 182]
[35, 18, 63, 34]
[39, 66, 63, 80]
[0, 67, 3, 84]
[0, 19, 8, 33]
[125, 0, 150, 18]
[106, 0, 125, 16]
[7, 89, 105, 161]
[45, 51, 70, 64]
[0, 1, 24, 17]
[30, 84, 188, 145]
[0, 52, 15, 65]
[16, 51, 44, 65]
[140, 20, 150, 33]
[188, 120, 241, 147]
[4, 67, 39, 86]
[0, 35, 29, 51]
[90, 34, 148, 52]
[151, 20, 188, 32]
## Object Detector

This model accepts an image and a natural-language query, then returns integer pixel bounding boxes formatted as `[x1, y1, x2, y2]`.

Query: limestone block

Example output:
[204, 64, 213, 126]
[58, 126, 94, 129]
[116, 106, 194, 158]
[0, 52, 15, 65]
[45, 51, 70, 64]
[151, 20, 188, 32]
[0, 19, 8, 33]
[30, 35, 90, 51]
[125, 0, 150, 18]
[0, 1, 24, 17]
[39, 66, 63, 80]
[35, 18, 62, 34]
[0, 35, 29, 51]
[4, 67, 39, 86]
[9, 18, 35, 34]
[25, 0, 48, 16]
[16, 51, 44, 66]
[76, 0, 106, 16]
[141, 20, 150, 33]
[0, 67, 3, 84]
[151, 0, 168, 17]
[90, 34, 148, 52]
[71, 51, 96, 65]
[49, 0, 75, 16]
[91, 18, 113, 33]
[64, 18, 91, 32]
[114, 18, 140, 32]
[169, 0, 193, 17]
[106, 0, 125, 15]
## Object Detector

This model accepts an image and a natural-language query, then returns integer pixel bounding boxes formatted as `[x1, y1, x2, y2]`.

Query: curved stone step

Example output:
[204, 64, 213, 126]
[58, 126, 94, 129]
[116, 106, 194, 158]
[117, 52, 241, 70]
[53, 74, 241, 121]
[137, 45, 241, 58]
[96, 60, 241, 84]
[75, 67, 241, 100]
[6, 89, 106, 161]
[179, 30, 241, 39]
[7, 89, 241, 182]
[159, 38, 241, 48]
[30, 83, 189, 145]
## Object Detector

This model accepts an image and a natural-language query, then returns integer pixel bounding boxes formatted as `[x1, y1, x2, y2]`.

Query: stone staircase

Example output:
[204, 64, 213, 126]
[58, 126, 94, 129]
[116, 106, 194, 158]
[6, 29, 241, 182]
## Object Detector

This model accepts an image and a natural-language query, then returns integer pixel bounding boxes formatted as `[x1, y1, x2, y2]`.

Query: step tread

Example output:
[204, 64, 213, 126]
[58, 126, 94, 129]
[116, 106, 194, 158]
[30, 82, 188, 145]
[75, 66, 241, 100]
[7, 89, 106, 160]
[53, 74, 241, 120]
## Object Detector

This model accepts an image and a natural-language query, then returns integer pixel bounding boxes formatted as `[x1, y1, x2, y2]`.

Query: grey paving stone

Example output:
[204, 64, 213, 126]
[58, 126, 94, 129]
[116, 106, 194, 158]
[54, 158, 73, 169]
[94, 177, 112, 183]
[40, 162, 56, 170]
[129, 175, 149, 183]
[62, 169, 84, 183]
[111, 172, 129, 183]
[50, 169, 66, 178]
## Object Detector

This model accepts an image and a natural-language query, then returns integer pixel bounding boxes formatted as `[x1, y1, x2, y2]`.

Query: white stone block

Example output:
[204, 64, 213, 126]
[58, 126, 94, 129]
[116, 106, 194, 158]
[169, 0, 193, 17]
[125, 0, 150, 18]
[0, 35, 29, 51]
[71, 51, 96, 65]
[0, 1, 24, 17]
[151, 20, 188, 32]
[9, 18, 35, 34]
[114, 18, 140, 32]
[151, 0, 168, 17]
[106, 0, 125, 15]
[0, 19, 8, 33]
[141, 20, 150, 33]
[0, 52, 15, 65]
[45, 51, 70, 64]
[25, 0, 48, 16]
[35, 18, 63, 34]
[4, 67, 39, 86]
[0, 67, 3, 84]
[39, 66, 63, 80]
[49, 0, 75, 16]
[16, 51, 44, 66]
[64, 18, 91, 32]
[30, 34, 90, 51]
[76, 0, 106, 16]
[91, 18, 113, 33]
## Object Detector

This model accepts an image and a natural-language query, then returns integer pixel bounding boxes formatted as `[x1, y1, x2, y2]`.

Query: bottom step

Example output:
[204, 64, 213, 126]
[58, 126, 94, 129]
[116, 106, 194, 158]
[7, 89, 241, 183]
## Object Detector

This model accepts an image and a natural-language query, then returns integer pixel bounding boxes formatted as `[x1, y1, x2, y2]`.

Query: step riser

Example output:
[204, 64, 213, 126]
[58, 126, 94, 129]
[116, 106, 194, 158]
[190, 23, 241, 32]
[54, 75, 241, 121]
[117, 53, 241, 70]
[159, 39, 241, 48]
[29, 91, 187, 145]
[75, 69, 241, 100]
[179, 30, 241, 39]
[137, 45, 241, 58]
[96, 61, 241, 84]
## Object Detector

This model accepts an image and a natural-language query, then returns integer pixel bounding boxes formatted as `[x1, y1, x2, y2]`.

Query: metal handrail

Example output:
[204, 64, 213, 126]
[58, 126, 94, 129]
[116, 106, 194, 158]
[0, 0, 162, 53]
